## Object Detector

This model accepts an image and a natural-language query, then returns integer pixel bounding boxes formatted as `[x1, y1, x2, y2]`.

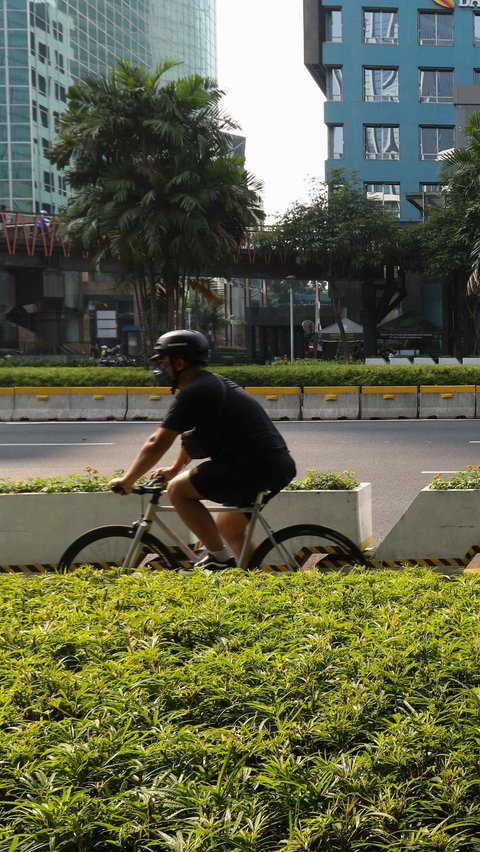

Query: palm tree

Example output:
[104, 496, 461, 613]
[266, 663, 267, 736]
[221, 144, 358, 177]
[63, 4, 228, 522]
[49, 60, 263, 353]
[440, 112, 480, 292]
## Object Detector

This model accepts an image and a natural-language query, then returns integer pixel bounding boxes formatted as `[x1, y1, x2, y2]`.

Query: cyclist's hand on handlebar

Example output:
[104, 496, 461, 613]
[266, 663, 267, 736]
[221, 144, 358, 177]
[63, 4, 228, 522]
[150, 465, 179, 482]
[109, 476, 132, 496]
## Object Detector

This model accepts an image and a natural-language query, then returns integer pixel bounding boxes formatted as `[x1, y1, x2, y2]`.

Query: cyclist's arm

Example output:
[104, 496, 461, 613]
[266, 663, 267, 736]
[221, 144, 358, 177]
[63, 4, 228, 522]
[109, 426, 179, 494]
[151, 446, 191, 481]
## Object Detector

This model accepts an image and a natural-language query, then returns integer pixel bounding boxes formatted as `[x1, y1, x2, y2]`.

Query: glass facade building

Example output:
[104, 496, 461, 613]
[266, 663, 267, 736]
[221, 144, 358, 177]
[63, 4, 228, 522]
[304, 0, 480, 221]
[0, 0, 216, 213]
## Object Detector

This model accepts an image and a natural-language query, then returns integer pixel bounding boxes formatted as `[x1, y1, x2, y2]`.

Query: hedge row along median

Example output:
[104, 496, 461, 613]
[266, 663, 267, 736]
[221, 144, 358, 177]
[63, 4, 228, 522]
[3, 363, 480, 387]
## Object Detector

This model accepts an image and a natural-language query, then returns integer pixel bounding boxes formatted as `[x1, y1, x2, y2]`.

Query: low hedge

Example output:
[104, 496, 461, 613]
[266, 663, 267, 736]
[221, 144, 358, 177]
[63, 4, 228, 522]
[2, 363, 480, 388]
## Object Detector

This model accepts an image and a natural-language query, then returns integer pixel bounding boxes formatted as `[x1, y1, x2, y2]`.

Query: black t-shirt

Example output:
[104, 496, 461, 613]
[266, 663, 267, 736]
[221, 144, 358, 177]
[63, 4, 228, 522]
[162, 371, 289, 462]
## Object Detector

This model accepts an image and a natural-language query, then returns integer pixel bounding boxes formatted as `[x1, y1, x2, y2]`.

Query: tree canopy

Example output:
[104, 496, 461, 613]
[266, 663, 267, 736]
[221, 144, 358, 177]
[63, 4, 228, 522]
[49, 59, 263, 353]
[258, 174, 408, 355]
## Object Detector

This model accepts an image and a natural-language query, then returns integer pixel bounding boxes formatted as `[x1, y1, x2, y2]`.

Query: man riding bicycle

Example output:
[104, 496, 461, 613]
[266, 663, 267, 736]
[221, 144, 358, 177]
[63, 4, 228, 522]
[109, 329, 296, 571]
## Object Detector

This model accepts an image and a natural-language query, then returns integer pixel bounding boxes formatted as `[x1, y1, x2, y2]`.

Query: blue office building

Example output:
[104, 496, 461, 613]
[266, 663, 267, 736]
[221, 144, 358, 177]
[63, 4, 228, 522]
[0, 0, 216, 214]
[304, 0, 480, 221]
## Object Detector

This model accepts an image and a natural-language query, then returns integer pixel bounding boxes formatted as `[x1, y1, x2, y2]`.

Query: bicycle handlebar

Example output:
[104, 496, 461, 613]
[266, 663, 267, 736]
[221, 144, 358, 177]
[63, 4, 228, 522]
[132, 476, 167, 495]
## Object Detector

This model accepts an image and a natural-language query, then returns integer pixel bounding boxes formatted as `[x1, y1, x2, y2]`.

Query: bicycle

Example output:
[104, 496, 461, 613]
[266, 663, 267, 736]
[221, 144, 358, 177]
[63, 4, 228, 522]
[58, 478, 370, 573]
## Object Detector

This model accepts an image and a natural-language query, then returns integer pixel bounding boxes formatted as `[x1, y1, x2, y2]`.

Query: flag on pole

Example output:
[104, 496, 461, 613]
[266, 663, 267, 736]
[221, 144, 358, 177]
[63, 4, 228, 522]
[315, 281, 322, 332]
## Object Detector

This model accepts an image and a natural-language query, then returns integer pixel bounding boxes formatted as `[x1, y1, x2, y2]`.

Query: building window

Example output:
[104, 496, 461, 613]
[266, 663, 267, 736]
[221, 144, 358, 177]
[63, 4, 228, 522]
[419, 69, 453, 103]
[326, 67, 343, 101]
[39, 106, 49, 128]
[475, 14, 480, 46]
[54, 82, 66, 102]
[38, 42, 49, 63]
[328, 125, 344, 159]
[52, 21, 64, 41]
[363, 67, 399, 102]
[55, 50, 64, 73]
[44, 171, 54, 192]
[363, 9, 398, 44]
[365, 183, 400, 217]
[38, 75, 47, 96]
[325, 8, 342, 42]
[418, 12, 453, 46]
[364, 125, 399, 160]
[420, 182, 441, 194]
[419, 126, 454, 160]
[474, 69, 480, 86]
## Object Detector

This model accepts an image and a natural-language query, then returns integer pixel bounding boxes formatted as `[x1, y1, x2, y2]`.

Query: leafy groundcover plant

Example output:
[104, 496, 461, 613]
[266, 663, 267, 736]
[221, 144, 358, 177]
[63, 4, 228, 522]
[2, 567, 480, 850]
[0, 467, 118, 493]
[0, 468, 359, 494]
[430, 465, 480, 490]
[285, 468, 360, 490]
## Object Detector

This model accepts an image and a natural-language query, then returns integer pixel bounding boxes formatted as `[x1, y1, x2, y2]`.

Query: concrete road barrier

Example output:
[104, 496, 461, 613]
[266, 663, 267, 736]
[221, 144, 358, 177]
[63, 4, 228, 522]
[0, 388, 14, 421]
[361, 386, 418, 419]
[419, 385, 476, 419]
[13, 387, 70, 420]
[303, 386, 359, 419]
[126, 387, 172, 420]
[68, 387, 127, 420]
[244, 387, 302, 420]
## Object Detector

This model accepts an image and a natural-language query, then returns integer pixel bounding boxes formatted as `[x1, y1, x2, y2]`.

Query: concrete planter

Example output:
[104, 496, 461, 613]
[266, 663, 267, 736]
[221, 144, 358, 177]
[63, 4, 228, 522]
[0, 484, 373, 569]
[259, 484, 372, 550]
[375, 486, 480, 567]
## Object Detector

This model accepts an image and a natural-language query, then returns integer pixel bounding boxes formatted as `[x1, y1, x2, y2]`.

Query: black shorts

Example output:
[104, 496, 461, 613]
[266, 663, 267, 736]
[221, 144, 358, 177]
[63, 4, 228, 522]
[189, 451, 296, 507]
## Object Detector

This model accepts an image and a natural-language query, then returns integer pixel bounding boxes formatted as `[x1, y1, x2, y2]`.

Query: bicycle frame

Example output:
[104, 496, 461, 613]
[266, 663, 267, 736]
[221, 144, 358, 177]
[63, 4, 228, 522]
[122, 487, 294, 571]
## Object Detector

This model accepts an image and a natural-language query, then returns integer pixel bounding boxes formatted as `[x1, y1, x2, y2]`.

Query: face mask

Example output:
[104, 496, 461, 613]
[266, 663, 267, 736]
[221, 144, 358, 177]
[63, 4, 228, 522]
[153, 367, 172, 387]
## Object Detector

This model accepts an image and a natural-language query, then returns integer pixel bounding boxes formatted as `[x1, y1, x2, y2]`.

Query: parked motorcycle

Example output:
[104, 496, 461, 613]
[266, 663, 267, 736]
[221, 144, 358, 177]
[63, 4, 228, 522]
[99, 345, 137, 367]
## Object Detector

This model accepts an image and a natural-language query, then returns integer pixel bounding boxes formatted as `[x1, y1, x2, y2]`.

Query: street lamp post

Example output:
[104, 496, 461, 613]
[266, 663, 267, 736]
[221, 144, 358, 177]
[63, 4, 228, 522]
[287, 275, 296, 361]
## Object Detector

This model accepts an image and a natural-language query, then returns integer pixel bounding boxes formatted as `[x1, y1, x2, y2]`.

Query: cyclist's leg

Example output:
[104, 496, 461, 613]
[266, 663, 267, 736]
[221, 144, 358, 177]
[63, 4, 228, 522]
[166, 470, 226, 553]
[216, 511, 251, 562]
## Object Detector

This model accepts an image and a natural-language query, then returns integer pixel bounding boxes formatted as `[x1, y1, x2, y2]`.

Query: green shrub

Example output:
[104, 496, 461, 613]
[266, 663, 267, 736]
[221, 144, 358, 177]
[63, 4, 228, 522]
[429, 465, 480, 490]
[285, 468, 360, 490]
[0, 468, 360, 494]
[2, 568, 480, 848]
[2, 362, 480, 388]
[0, 468, 116, 493]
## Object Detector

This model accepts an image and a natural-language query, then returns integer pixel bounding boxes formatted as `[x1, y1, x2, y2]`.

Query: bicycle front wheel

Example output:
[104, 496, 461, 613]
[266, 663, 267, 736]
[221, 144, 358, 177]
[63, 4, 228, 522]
[58, 525, 179, 572]
[248, 524, 369, 572]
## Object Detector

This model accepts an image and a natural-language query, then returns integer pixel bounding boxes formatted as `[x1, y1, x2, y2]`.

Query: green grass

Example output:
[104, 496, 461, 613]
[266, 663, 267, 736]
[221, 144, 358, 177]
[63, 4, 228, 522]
[2, 568, 480, 850]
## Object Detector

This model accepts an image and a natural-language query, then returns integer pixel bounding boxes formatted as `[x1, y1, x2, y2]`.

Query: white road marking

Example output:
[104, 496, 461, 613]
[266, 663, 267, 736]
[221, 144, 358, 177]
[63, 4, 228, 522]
[421, 470, 458, 474]
[0, 442, 115, 446]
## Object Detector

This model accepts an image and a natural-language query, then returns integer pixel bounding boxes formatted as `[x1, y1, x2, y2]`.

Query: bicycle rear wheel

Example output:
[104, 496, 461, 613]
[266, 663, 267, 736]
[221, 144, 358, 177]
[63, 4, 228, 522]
[248, 524, 369, 572]
[58, 525, 179, 572]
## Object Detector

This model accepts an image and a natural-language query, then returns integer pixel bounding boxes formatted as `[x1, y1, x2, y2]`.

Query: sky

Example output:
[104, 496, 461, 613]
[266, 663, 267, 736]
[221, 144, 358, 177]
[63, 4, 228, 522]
[216, 0, 327, 222]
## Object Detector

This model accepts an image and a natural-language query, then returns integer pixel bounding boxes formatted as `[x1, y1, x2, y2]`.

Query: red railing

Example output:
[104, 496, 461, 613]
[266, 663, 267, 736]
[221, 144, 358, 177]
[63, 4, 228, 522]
[0, 211, 70, 258]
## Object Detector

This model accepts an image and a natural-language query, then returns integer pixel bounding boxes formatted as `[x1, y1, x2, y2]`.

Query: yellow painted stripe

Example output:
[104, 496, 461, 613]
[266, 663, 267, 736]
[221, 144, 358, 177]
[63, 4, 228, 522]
[303, 386, 359, 394]
[69, 387, 127, 394]
[244, 387, 301, 394]
[15, 387, 70, 394]
[362, 386, 417, 394]
[0, 388, 14, 395]
[127, 387, 171, 395]
[420, 385, 475, 393]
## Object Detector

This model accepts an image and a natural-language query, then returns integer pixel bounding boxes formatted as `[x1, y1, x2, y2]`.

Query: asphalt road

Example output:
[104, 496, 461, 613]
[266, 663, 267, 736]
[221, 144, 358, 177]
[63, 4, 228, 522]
[1, 419, 479, 546]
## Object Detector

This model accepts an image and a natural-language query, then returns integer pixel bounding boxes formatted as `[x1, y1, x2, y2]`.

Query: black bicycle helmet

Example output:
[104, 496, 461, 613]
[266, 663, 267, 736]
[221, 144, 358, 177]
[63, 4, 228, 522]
[151, 329, 210, 366]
